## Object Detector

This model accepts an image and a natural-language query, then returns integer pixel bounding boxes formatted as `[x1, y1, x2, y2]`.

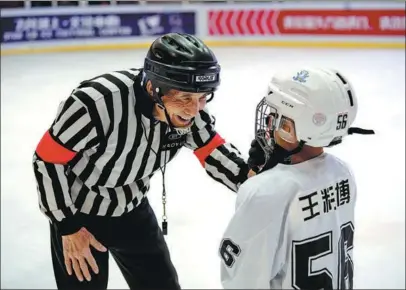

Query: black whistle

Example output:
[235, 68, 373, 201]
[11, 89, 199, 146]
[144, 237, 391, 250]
[162, 221, 168, 235]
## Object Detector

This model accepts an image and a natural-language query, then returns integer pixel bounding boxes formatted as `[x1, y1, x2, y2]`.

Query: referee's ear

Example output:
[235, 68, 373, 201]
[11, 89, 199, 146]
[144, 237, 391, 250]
[146, 80, 153, 97]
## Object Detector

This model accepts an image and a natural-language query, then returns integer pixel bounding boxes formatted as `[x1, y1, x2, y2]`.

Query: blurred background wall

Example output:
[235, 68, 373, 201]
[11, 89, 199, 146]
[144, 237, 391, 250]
[1, 0, 404, 55]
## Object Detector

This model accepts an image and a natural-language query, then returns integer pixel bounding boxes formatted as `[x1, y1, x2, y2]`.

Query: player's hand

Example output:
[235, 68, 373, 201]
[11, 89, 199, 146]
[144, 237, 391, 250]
[247, 168, 258, 178]
[247, 138, 266, 176]
[62, 227, 107, 282]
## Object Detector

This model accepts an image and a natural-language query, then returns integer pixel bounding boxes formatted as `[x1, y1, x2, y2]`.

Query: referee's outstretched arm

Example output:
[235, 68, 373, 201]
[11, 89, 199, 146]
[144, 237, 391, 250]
[186, 107, 249, 192]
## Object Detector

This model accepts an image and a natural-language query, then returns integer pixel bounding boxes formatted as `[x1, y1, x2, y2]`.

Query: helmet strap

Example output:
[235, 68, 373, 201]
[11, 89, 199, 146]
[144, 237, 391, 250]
[261, 140, 305, 171]
[153, 86, 192, 136]
[348, 127, 375, 135]
[206, 92, 215, 103]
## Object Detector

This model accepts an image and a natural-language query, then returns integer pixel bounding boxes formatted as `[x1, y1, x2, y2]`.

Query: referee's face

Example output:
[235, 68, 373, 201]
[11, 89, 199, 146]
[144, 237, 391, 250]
[161, 90, 208, 128]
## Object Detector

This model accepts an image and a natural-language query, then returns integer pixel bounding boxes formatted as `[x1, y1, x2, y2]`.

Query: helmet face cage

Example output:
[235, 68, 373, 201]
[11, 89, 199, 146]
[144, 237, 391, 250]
[255, 97, 278, 156]
[255, 97, 298, 156]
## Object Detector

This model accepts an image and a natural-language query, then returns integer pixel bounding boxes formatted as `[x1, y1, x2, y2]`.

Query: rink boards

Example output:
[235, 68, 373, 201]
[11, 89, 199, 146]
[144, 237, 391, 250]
[1, 1, 404, 55]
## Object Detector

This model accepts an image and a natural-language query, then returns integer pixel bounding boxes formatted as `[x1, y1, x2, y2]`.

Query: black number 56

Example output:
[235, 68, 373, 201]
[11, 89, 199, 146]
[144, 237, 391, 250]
[336, 113, 348, 130]
[292, 222, 354, 290]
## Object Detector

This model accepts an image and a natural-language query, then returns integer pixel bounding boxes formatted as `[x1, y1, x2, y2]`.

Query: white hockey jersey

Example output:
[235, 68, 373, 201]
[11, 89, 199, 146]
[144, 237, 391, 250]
[219, 152, 357, 289]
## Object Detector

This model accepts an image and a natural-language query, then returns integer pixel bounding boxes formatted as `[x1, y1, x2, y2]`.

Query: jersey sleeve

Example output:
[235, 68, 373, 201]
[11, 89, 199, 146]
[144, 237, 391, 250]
[219, 179, 296, 288]
[184, 107, 249, 192]
[32, 93, 103, 235]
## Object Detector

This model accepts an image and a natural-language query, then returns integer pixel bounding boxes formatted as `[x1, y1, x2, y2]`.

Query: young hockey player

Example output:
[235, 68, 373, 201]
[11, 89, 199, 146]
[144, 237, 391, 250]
[219, 67, 374, 289]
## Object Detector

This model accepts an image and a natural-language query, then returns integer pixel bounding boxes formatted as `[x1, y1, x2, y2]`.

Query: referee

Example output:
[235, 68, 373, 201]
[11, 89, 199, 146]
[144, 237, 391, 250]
[32, 33, 260, 290]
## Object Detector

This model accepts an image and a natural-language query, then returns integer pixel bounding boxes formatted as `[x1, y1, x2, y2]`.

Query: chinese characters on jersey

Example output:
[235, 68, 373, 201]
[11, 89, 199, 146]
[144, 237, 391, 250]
[298, 179, 351, 221]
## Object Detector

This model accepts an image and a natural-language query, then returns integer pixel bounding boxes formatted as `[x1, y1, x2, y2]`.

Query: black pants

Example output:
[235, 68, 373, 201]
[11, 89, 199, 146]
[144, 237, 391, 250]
[50, 198, 180, 290]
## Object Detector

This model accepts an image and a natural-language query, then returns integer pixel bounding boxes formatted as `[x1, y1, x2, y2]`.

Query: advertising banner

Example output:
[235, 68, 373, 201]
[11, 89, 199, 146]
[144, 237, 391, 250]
[208, 8, 405, 36]
[1, 11, 196, 43]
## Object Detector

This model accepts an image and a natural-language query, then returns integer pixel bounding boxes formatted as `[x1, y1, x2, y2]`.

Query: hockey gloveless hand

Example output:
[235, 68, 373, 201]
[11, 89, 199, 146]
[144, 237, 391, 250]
[62, 227, 107, 282]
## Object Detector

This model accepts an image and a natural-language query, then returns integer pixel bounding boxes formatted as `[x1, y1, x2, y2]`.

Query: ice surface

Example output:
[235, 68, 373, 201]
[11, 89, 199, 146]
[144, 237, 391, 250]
[1, 47, 404, 289]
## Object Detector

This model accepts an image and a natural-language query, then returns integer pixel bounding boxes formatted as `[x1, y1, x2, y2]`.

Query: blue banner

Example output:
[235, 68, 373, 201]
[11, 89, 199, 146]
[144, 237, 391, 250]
[0, 11, 196, 43]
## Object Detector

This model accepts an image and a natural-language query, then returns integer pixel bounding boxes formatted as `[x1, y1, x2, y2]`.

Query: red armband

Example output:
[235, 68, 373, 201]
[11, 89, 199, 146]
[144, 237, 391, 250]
[36, 131, 77, 164]
[194, 133, 226, 167]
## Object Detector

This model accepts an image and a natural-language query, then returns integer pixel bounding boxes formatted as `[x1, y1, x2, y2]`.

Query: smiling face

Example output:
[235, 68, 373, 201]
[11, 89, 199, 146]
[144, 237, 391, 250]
[147, 81, 208, 128]
[161, 90, 208, 128]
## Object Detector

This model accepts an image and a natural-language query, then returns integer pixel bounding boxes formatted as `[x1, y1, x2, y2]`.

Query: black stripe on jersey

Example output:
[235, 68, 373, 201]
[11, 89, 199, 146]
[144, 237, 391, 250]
[200, 109, 214, 126]
[89, 195, 103, 216]
[134, 122, 156, 181]
[115, 104, 143, 186]
[191, 124, 216, 149]
[96, 74, 129, 186]
[33, 161, 53, 221]
[73, 92, 105, 146]
[228, 143, 242, 155]
[55, 96, 75, 124]
[64, 122, 94, 150]
[67, 170, 76, 189]
[216, 145, 246, 167]
[45, 163, 75, 219]
[205, 169, 235, 192]
[86, 136, 99, 149]
[54, 105, 87, 138]
[123, 185, 133, 213]
[78, 73, 121, 88]
[134, 179, 147, 204]
[117, 70, 137, 80]
[73, 85, 113, 183]
[106, 187, 119, 216]
[194, 110, 216, 146]
[151, 123, 168, 173]
[190, 123, 204, 147]
[68, 151, 84, 168]
[75, 185, 90, 212]
[205, 155, 240, 185]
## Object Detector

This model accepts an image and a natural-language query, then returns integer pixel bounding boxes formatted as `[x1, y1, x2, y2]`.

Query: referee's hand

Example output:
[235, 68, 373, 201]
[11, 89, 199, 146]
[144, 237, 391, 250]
[62, 227, 107, 282]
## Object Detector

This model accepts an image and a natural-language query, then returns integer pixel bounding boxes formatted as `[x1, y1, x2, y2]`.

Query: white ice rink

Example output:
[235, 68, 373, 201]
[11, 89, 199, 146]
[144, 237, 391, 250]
[1, 47, 405, 289]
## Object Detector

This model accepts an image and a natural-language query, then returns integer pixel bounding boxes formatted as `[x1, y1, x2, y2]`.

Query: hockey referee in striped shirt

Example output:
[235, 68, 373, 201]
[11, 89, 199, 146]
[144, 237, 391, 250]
[32, 33, 264, 290]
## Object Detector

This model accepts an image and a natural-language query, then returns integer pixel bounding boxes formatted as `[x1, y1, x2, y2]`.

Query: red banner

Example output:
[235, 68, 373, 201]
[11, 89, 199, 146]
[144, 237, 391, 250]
[208, 9, 277, 35]
[208, 9, 405, 36]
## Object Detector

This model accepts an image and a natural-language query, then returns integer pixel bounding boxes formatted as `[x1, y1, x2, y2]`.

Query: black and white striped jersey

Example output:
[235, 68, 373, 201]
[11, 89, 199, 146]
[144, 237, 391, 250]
[33, 68, 249, 235]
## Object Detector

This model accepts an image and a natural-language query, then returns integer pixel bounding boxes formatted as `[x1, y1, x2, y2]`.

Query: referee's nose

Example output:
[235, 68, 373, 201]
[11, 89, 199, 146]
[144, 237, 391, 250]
[184, 97, 200, 117]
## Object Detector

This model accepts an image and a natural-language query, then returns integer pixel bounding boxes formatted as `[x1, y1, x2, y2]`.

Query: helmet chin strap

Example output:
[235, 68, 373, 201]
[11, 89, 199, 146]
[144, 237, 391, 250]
[141, 75, 192, 136]
[154, 87, 191, 136]
[262, 140, 305, 172]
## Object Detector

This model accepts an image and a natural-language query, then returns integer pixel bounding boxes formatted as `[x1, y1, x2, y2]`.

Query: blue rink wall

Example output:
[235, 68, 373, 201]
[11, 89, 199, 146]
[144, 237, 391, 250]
[1, 1, 405, 55]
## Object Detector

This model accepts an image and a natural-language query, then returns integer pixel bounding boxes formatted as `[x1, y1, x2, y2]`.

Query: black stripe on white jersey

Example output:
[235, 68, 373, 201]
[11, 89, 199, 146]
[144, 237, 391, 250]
[114, 98, 143, 186]
[95, 74, 130, 187]
[72, 84, 118, 187]
[33, 161, 52, 219]
[205, 155, 240, 186]
[54, 96, 75, 125]
[55, 104, 87, 138]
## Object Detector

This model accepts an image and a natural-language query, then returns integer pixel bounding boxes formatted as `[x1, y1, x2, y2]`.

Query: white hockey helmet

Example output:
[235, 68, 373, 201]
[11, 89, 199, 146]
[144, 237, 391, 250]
[255, 67, 373, 152]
